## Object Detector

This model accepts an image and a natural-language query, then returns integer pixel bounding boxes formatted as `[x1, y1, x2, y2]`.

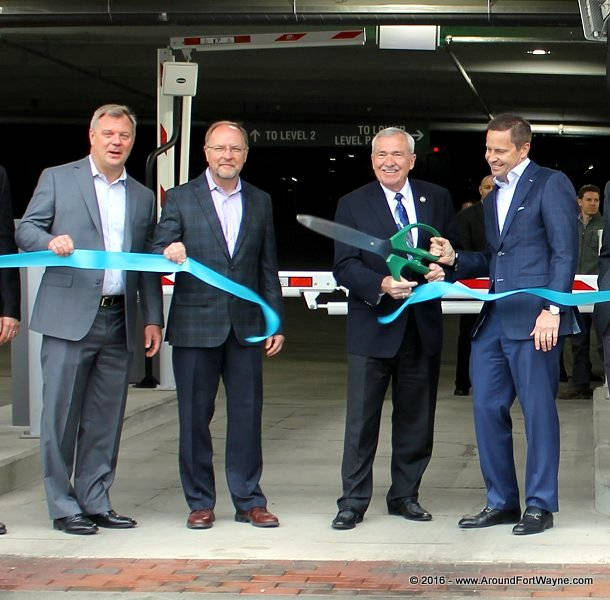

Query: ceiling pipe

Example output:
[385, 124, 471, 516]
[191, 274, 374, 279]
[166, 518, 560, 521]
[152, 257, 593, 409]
[431, 122, 610, 136]
[0, 14, 584, 27]
[0, 0, 582, 28]
[444, 36, 493, 121]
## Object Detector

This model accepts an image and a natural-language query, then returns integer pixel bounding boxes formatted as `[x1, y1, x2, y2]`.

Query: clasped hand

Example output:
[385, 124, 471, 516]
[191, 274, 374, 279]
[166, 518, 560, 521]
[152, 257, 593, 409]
[380, 263, 445, 300]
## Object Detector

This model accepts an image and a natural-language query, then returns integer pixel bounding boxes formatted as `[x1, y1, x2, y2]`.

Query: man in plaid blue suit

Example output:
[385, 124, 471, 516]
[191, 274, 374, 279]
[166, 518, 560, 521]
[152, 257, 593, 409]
[153, 121, 284, 530]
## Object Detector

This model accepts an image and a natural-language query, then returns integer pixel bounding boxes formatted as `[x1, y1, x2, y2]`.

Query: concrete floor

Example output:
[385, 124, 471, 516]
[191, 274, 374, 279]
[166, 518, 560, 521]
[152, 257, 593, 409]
[0, 300, 606, 566]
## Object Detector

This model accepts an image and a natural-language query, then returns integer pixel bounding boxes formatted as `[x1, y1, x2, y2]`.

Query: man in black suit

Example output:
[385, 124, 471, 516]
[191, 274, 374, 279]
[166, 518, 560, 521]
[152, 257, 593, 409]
[153, 121, 284, 530]
[0, 166, 20, 535]
[331, 127, 457, 529]
[454, 175, 493, 396]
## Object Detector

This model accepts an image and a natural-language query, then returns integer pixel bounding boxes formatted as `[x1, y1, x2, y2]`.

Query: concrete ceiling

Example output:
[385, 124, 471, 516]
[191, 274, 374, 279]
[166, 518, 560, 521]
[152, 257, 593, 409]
[0, 1, 608, 131]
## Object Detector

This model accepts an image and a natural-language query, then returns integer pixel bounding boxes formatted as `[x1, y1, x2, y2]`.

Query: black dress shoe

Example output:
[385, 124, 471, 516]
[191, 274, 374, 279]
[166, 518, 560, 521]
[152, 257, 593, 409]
[53, 514, 98, 535]
[331, 509, 363, 530]
[0, 521, 6, 535]
[388, 500, 432, 521]
[86, 510, 137, 529]
[458, 506, 521, 529]
[512, 506, 553, 535]
[454, 388, 470, 396]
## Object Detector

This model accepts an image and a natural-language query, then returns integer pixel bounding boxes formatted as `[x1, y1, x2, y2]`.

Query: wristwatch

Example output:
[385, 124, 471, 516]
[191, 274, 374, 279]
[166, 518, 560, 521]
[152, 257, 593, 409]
[546, 304, 560, 315]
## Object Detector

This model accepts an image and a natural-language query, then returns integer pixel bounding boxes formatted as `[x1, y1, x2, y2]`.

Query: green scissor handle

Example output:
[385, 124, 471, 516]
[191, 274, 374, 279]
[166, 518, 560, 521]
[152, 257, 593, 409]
[386, 222, 442, 281]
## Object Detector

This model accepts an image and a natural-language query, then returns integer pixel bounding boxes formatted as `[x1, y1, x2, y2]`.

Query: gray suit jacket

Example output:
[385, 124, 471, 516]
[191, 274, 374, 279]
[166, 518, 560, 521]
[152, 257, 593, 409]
[594, 181, 610, 335]
[15, 157, 163, 351]
[152, 172, 283, 347]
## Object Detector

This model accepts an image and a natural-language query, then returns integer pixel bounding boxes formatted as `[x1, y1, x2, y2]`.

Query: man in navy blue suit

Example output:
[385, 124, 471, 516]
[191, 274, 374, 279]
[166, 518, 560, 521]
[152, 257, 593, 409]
[331, 127, 457, 530]
[431, 114, 580, 535]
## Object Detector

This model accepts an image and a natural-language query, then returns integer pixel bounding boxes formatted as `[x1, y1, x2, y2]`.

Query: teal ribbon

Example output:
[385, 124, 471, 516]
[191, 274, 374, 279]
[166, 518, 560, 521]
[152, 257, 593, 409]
[378, 281, 610, 324]
[4, 250, 280, 343]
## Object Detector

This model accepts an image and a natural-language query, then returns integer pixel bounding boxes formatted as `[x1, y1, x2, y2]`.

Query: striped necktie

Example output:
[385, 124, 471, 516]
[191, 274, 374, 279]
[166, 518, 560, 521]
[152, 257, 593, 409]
[395, 192, 414, 247]
[395, 192, 409, 229]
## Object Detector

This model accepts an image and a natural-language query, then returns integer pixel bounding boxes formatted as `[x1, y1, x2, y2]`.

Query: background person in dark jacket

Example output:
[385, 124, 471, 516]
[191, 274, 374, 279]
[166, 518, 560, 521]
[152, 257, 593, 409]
[561, 184, 603, 399]
[454, 175, 493, 396]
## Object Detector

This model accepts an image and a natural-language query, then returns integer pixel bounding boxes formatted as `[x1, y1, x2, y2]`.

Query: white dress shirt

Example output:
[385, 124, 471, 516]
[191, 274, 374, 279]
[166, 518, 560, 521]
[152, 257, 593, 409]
[206, 168, 243, 257]
[380, 181, 418, 247]
[89, 156, 126, 295]
[495, 158, 530, 234]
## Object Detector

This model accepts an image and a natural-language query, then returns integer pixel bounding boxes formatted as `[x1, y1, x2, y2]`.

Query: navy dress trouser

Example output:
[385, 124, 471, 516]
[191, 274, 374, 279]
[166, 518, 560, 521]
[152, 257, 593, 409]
[470, 307, 562, 513]
[173, 331, 267, 512]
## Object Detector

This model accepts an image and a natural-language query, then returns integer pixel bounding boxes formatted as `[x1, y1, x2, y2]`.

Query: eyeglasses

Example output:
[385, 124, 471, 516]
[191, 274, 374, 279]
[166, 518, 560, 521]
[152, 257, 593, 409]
[206, 145, 246, 155]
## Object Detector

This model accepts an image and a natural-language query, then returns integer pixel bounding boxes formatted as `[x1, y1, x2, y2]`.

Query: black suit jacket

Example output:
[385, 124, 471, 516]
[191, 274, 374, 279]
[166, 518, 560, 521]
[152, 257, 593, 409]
[152, 172, 283, 347]
[457, 201, 486, 252]
[333, 178, 457, 358]
[0, 166, 20, 320]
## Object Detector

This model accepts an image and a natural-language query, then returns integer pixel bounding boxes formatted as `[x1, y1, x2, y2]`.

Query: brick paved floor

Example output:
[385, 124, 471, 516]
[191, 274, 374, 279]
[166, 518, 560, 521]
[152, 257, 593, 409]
[0, 557, 607, 597]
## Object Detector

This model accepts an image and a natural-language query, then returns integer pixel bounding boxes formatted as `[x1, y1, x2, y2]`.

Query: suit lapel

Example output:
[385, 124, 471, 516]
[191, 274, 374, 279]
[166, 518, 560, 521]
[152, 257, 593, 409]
[232, 183, 250, 259]
[409, 179, 429, 248]
[122, 177, 137, 251]
[499, 161, 538, 245]
[73, 158, 103, 239]
[367, 182, 396, 238]
[485, 187, 501, 247]
[194, 175, 231, 260]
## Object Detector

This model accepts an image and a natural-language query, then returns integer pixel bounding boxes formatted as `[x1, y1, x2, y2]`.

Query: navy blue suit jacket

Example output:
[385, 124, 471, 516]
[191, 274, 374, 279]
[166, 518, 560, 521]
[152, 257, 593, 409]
[455, 161, 580, 340]
[333, 178, 457, 358]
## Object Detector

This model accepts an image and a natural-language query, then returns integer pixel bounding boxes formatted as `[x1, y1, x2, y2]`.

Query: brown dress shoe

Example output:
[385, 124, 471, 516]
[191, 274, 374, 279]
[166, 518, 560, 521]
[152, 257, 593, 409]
[235, 507, 279, 528]
[187, 509, 215, 529]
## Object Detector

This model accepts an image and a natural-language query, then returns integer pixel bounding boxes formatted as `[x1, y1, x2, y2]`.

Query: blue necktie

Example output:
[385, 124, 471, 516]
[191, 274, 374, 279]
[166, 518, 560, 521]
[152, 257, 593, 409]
[395, 192, 409, 229]
[395, 192, 414, 248]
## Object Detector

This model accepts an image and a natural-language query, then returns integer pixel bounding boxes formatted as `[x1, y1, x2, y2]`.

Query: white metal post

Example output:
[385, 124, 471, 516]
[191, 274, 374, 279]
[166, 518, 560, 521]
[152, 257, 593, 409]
[157, 48, 177, 390]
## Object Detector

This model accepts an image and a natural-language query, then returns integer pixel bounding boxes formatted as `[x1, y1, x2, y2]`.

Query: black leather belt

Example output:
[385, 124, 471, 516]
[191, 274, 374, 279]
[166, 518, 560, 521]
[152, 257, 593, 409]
[99, 295, 124, 308]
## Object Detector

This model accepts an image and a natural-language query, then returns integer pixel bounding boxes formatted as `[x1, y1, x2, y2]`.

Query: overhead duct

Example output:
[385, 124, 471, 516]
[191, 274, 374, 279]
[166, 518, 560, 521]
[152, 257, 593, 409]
[0, 0, 582, 28]
[578, 0, 609, 40]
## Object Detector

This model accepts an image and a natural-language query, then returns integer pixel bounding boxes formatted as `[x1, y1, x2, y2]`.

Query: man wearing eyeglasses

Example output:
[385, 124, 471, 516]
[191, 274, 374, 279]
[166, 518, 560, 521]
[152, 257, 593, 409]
[153, 121, 284, 530]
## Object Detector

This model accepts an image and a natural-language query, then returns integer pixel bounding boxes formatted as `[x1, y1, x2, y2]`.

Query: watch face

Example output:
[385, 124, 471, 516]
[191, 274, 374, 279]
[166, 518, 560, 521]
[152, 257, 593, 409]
[549, 306, 560, 315]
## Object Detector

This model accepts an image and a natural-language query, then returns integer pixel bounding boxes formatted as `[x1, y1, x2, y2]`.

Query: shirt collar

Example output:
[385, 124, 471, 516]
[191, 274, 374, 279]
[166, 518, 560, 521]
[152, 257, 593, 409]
[88, 155, 127, 184]
[380, 180, 411, 202]
[494, 158, 530, 189]
[205, 168, 242, 196]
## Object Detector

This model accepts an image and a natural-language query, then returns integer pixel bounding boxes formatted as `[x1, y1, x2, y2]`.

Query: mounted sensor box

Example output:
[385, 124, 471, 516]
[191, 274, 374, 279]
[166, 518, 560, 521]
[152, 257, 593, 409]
[162, 62, 198, 96]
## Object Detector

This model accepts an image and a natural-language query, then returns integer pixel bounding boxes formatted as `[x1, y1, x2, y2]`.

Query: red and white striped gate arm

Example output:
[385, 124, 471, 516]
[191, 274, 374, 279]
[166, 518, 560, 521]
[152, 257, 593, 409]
[169, 30, 366, 51]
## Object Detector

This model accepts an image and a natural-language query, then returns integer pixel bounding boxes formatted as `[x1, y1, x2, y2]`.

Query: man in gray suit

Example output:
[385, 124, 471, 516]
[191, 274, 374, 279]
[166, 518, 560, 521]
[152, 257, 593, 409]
[595, 181, 610, 383]
[16, 104, 163, 535]
[153, 120, 284, 530]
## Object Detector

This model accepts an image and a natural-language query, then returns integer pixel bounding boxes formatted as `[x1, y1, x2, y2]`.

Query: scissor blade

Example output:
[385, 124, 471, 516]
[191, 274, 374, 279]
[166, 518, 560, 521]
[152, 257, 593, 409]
[297, 214, 391, 258]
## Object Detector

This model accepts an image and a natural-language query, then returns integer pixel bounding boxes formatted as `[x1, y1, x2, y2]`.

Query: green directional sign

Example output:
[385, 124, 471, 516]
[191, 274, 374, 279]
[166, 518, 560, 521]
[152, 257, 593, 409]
[243, 122, 429, 150]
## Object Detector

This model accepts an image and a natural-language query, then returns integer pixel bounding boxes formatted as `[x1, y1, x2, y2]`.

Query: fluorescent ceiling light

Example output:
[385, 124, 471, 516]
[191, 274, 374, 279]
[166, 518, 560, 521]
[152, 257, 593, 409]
[379, 26, 438, 51]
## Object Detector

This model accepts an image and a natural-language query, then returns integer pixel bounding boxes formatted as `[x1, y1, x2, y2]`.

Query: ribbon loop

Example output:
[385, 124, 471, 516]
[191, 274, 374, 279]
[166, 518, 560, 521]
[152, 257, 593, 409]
[6, 250, 280, 343]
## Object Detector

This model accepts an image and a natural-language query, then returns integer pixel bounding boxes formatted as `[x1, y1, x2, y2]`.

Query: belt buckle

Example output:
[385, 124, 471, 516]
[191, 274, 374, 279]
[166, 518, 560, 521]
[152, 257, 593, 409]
[100, 296, 113, 308]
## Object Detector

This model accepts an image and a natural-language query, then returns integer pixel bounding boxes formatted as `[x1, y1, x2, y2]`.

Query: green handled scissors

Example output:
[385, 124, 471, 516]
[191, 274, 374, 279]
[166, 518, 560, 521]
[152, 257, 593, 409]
[296, 215, 441, 280]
